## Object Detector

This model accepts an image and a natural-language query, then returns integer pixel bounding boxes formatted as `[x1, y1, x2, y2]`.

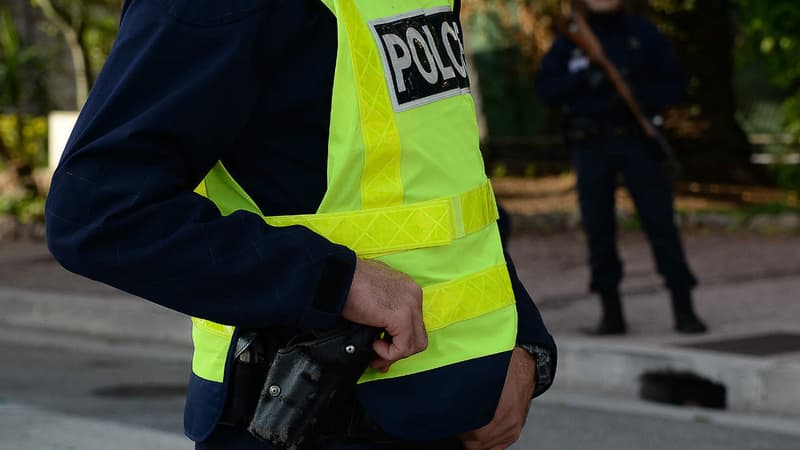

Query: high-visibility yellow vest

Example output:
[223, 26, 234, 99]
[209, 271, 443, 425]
[191, 0, 517, 433]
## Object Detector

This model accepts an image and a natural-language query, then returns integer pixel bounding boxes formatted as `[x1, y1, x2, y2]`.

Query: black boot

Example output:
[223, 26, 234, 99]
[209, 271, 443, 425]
[671, 289, 707, 334]
[594, 290, 627, 335]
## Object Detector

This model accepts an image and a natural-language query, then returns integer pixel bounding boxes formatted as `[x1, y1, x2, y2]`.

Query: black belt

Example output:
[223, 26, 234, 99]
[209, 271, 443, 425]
[565, 118, 642, 142]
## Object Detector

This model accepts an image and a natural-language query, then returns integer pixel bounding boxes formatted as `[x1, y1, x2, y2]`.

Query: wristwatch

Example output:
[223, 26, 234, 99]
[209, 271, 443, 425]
[517, 343, 553, 398]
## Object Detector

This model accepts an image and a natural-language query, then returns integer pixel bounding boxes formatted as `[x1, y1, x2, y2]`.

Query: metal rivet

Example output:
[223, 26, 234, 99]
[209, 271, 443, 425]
[268, 385, 281, 397]
[345, 345, 356, 355]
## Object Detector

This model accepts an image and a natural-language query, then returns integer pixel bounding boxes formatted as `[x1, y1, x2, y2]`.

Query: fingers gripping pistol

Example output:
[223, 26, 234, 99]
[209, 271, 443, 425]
[247, 324, 380, 450]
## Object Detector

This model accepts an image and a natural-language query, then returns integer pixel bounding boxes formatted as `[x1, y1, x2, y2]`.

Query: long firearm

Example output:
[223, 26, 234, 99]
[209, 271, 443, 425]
[560, 12, 682, 176]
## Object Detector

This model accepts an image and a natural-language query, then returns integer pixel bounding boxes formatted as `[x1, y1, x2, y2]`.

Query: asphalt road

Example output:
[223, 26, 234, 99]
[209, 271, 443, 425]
[0, 332, 188, 435]
[2, 330, 799, 450]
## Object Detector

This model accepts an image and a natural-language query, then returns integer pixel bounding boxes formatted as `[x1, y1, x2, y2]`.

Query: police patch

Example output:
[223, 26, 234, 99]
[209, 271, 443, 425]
[370, 7, 471, 112]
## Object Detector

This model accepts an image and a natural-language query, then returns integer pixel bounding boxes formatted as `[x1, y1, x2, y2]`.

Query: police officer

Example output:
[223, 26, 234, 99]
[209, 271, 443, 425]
[536, 0, 707, 335]
[45, 1, 556, 449]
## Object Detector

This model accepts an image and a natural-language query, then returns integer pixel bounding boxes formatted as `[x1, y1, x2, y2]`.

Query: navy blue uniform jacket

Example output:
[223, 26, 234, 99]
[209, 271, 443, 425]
[45, 0, 556, 441]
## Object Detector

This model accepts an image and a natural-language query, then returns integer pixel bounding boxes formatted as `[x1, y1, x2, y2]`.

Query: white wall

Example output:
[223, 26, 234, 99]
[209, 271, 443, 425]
[48, 111, 80, 170]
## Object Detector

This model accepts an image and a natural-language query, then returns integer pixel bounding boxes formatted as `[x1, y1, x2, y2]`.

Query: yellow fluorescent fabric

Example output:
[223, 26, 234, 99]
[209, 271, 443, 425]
[190, 0, 517, 385]
[340, 0, 403, 209]
[325, 0, 514, 383]
[422, 264, 513, 332]
[194, 180, 207, 198]
[188, 261, 514, 383]
[191, 318, 235, 383]
[358, 304, 518, 383]
[197, 162, 498, 258]
[194, 163, 263, 216]
[265, 180, 497, 257]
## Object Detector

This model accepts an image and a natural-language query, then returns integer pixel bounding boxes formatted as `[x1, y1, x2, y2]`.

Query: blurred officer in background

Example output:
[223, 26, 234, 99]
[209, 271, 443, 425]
[535, 0, 707, 335]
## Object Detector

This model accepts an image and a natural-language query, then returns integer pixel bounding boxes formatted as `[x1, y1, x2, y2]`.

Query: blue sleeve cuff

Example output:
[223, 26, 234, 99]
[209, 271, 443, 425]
[297, 243, 357, 330]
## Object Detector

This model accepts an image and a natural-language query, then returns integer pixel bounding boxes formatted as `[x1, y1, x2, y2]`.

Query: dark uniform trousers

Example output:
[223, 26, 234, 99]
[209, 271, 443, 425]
[571, 134, 697, 294]
[196, 425, 464, 450]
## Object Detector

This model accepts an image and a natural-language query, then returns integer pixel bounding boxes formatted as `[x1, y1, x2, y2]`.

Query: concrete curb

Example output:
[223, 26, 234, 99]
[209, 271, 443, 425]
[554, 336, 800, 416]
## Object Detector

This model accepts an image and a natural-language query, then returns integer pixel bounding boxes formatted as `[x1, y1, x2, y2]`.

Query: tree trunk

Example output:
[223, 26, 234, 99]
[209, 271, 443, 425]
[65, 27, 89, 107]
[33, 0, 90, 108]
[654, 0, 760, 182]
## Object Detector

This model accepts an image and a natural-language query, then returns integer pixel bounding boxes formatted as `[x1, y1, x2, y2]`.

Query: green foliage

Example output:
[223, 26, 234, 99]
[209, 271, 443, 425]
[0, 115, 48, 169]
[491, 162, 509, 178]
[524, 163, 537, 178]
[743, 199, 800, 215]
[785, 94, 800, 136]
[0, 12, 23, 109]
[650, 0, 697, 13]
[83, 9, 120, 77]
[775, 165, 800, 193]
[0, 10, 48, 192]
[0, 11, 46, 112]
[736, 0, 800, 136]
[618, 212, 642, 232]
[78, 0, 123, 79]
[0, 194, 45, 223]
[735, 0, 800, 192]
[736, 0, 800, 86]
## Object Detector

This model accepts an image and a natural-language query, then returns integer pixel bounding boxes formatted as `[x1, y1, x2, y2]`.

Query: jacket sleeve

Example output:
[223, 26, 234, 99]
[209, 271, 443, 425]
[45, 0, 355, 331]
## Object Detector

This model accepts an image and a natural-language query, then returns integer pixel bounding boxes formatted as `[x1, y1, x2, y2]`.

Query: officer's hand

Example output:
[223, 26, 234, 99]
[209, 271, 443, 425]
[342, 258, 427, 372]
[459, 347, 536, 450]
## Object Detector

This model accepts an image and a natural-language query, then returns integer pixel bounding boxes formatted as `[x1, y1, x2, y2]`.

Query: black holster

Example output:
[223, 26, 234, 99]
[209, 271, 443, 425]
[218, 331, 278, 428]
[242, 324, 379, 450]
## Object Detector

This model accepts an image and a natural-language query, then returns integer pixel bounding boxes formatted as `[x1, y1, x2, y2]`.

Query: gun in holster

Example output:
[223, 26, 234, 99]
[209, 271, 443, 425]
[221, 324, 380, 450]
